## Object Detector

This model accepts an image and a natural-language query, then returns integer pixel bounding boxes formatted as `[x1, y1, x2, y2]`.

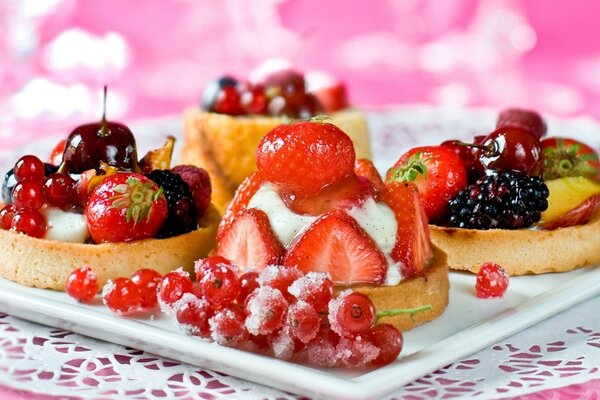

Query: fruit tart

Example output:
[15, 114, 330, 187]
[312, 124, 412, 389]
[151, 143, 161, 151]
[213, 120, 449, 332]
[385, 108, 600, 275]
[0, 107, 219, 291]
[180, 68, 371, 213]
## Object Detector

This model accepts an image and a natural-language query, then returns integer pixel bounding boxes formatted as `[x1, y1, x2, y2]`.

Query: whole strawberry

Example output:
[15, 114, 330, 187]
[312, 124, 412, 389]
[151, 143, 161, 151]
[85, 173, 168, 243]
[256, 121, 355, 196]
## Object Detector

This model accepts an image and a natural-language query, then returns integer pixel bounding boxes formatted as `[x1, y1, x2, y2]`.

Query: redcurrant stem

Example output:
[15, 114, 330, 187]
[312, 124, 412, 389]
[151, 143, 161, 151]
[98, 85, 109, 138]
[376, 304, 432, 321]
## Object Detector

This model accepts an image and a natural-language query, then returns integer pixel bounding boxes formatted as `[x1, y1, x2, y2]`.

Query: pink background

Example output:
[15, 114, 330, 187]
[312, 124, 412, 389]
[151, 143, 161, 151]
[2, 0, 600, 139]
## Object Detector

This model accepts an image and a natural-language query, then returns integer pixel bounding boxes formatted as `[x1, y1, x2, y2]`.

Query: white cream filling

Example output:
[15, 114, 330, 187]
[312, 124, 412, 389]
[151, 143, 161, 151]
[43, 207, 89, 243]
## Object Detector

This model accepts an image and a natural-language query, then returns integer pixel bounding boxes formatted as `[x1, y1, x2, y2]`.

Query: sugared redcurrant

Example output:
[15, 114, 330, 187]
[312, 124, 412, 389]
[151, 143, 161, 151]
[65, 266, 98, 303]
[131, 268, 162, 308]
[209, 306, 248, 346]
[329, 291, 376, 338]
[102, 277, 142, 316]
[258, 265, 302, 302]
[370, 324, 403, 365]
[476, 262, 509, 298]
[175, 294, 212, 337]
[288, 272, 333, 313]
[287, 300, 320, 344]
[157, 270, 194, 311]
[244, 286, 288, 335]
[198, 261, 240, 308]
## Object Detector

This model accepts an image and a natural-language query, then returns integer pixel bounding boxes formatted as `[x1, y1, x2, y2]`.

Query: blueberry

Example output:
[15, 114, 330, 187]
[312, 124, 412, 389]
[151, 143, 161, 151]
[201, 76, 238, 111]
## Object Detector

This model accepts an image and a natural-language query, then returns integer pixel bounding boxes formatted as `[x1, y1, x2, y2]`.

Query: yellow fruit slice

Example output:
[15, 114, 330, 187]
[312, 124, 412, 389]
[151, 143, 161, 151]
[541, 177, 600, 222]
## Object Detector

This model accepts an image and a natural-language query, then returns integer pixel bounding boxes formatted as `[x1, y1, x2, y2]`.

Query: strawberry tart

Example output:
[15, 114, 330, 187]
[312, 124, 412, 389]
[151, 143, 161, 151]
[0, 105, 219, 291]
[213, 120, 449, 332]
[180, 68, 371, 213]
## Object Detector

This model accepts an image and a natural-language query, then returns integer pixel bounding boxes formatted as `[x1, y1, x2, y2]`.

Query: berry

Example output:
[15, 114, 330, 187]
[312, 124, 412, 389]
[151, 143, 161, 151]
[497, 108, 547, 139]
[306, 327, 340, 367]
[541, 137, 600, 181]
[440, 140, 480, 182]
[476, 263, 509, 298]
[197, 260, 241, 307]
[269, 327, 295, 360]
[213, 86, 244, 116]
[381, 182, 432, 277]
[216, 208, 283, 272]
[217, 172, 265, 241]
[370, 324, 403, 365]
[2, 163, 57, 204]
[354, 159, 385, 191]
[85, 173, 168, 243]
[256, 121, 355, 196]
[171, 165, 212, 217]
[194, 256, 233, 277]
[447, 171, 549, 229]
[11, 208, 47, 238]
[44, 172, 76, 209]
[475, 127, 543, 176]
[14, 155, 45, 182]
[0, 205, 15, 230]
[237, 271, 259, 305]
[157, 269, 195, 312]
[283, 209, 387, 285]
[11, 180, 46, 210]
[240, 84, 269, 115]
[287, 301, 320, 344]
[244, 286, 288, 335]
[131, 268, 162, 308]
[146, 170, 198, 238]
[102, 278, 142, 316]
[209, 307, 248, 346]
[386, 145, 468, 222]
[258, 265, 302, 302]
[48, 138, 66, 166]
[329, 291, 376, 338]
[202, 76, 238, 111]
[65, 266, 98, 303]
[336, 335, 380, 367]
[311, 81, 349, 114]
[287, 272, 333, 313]
[175, 293, 212, 337]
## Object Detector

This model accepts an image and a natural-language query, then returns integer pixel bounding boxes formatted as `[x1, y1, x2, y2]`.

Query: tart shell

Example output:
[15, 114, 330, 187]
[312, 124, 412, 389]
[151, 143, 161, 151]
[0, 205, 220, 291]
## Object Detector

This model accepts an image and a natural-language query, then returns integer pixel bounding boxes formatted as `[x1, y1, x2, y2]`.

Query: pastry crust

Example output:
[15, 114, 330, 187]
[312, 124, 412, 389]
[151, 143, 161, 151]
[180, 108, 371, 213]
[0, 205, 220, 290]
[430, 210, 600, 275]
[352, 246, 449, 332]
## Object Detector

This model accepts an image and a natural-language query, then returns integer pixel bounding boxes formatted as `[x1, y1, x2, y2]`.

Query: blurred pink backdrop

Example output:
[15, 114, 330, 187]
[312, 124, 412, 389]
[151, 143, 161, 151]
[1, 0, 600, 138]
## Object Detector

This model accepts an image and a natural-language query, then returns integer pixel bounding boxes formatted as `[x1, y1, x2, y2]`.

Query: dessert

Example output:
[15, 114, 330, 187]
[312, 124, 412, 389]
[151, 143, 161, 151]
[180, 68, 371, 213]
[386, 108, 600, 275]
[0, 95, 219, 290]
[213, 120, 450, 332]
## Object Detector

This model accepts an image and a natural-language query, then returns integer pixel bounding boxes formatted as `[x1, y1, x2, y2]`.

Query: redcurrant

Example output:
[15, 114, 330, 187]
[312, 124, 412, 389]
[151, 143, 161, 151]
[65, 266, 98, 303]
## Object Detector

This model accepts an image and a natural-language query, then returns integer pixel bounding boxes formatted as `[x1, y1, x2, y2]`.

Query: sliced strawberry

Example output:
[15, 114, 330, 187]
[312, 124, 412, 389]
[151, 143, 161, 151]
[283, 209, 387, 285]
[381, 182, 432, 278]
[285, 174, 376, 216]
[216, 208, 283, 272]
[539, 194, 600, 230]
[310, 82, 349, 114]
[354, 159, 385, 192]
[217, 172, 265, 240]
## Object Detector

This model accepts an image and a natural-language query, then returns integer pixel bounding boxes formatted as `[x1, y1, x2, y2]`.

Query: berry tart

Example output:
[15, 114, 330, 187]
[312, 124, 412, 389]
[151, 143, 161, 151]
[386, 108, 600, 275]
[212, 120, 449, 332]
[0, 105, 219, 291]
[180, 68, 371, 213]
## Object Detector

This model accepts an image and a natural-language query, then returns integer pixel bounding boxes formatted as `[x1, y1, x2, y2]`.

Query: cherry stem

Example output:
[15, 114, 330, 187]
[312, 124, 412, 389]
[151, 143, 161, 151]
[98, 85, 109, 138]
[375, 304, 432, 322]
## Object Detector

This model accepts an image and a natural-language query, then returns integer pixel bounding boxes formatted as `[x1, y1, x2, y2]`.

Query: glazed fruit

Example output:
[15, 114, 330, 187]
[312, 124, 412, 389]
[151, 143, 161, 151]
[3, 161, 57, 205]
[202, 76, 238, 112]
[541, 137, 600, 181]
[44, 172, 77, 209]
[65, 266, 98, 303]
[85, 173, 168, 243]
[447, 171, 549, 229]
[256, 121, 355, 196]
[0, 205, 15, 230]
[14, 155, 46, 182]
[475, 127, 543, 176]
[11, 208, 46, 238]
[496, 108, 547, 139]
[540, 177, 600, 223]
[475, 263, 509, 298]
[387, 146, 468, 221]
[11, 180, 46, 210]
[540, 194, 600, 230]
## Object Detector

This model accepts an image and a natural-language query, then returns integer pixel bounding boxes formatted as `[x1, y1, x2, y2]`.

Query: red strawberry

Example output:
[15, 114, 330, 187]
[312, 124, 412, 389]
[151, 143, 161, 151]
[285, 174, 376, 216]
[283, 209, 387, 285]
[217, 172, 265, 240]
[541, 137, 600, 181]
[216, 208, 283, 272]
[85, 173, 168, 243]
[540, 194, 600, 230]
[386, 146, 468, 222]
[354, 159, 385, 192]
[172, 165, 212, 216]
[381, 182, 432, 278]
[497, 108, 547, 139]
[256, 121, 355, 196]
[311, 82, 349, 114]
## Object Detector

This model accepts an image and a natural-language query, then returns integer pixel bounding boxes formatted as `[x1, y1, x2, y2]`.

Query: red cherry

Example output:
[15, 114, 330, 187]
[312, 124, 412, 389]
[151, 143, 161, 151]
[0, 205, 15, 230]
[198, 261, 241, 308]
[11, 208, 47, 238]
[65, 266, 98, 303]
[175, 295, 212, 337]
[214, 86, 244, 116]
[44, 172, 76, 209]
[237, 271, 259, 304]
[14, 155, 45, 183]
[12, 180, 46, 210]
[476, 127, 543, 176]
[157, 270, 194, 309]
[330, 292, 376, 338]
[476, 262, 509, 298]
[102, 278, 142, 315]
[370, 324, 403, 365]
[131, 268, 162, 308]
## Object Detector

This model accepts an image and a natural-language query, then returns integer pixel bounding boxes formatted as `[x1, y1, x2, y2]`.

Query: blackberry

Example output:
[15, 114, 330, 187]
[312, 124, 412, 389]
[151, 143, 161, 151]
[147, 170, 198, 238]
[447, 170, 549, 230]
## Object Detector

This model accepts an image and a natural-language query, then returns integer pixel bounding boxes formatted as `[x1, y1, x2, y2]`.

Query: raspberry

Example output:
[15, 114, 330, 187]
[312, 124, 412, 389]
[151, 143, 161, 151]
[147, 170, 198, 238]
[476, 262, 509, 298]
[447, 171, 549, 229]
[172, 165, 212, 217]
